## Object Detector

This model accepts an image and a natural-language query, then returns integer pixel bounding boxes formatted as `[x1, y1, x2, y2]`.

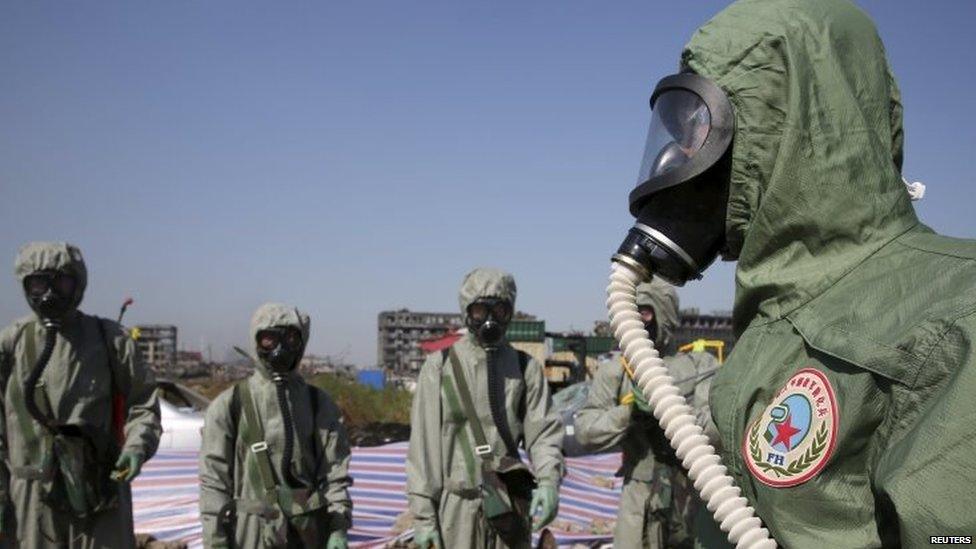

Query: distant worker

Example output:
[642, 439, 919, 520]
[199, 303, 352, 548]
[0, 241, 162, 547]
[576, 279, 721, 548]
[407, 268, 564, 548]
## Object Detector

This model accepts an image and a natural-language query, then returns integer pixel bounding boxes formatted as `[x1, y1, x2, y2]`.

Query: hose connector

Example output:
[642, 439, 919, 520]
[41, 318, 61, 330]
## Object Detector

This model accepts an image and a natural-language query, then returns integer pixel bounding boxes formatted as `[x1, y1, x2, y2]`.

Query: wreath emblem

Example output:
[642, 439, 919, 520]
[741, 368, 839, 488]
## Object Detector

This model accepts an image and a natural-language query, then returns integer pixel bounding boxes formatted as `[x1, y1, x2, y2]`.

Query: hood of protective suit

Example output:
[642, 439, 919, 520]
[249, 302, 310, 375]
[635, 278, 679, 354]
[14, 241, 88, 314]
[458, 267, 517, 314]
[682, 0, 918, 331]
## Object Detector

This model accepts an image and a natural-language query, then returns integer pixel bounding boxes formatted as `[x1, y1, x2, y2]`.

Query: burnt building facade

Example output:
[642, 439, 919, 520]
[675, 308, 736, 354]
[377, 309, 464, 374]
[133, 324, 178, 371]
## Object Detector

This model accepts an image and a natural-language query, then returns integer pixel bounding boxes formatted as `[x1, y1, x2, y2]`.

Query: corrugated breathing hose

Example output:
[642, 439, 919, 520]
[607, 263, 776, 549]
[23, 320, 60, 431]
[486, 349, 519, 457]
[272, 375, 297, 486]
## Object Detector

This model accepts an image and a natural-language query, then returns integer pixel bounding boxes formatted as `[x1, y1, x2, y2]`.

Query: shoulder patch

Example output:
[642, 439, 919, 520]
[742, 367, 838, 488]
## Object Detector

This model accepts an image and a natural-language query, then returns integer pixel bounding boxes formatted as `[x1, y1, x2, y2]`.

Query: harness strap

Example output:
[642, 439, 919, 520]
[510, 350, 530, 451]
[307, 384, 321, 477]
[237, 381, 278, 505]
[447, 349, 492, 462]
[26, 328, 56, 422]
[14, 321, 50, 452]
[439, 356, 478, 486]
[95, 318, 126, 446]
[16, 322, 39, 428]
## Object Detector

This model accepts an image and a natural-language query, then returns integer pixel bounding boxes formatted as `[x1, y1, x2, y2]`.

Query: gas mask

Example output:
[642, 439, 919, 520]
[255, 326, 304, 374]
[23, 270, 77, 321]
[466, 298, 513, 350]
[639, 305, 658, 340]
[613, 72, 734, 285]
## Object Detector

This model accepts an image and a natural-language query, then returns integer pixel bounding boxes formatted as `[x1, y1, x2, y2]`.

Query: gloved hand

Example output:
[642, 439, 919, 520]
[630, 381, 652, 414]
[413, 525, 442, 548]
[111, 451, 144, 482]
[530, 482, 559, 531]
[326, 530, 348, 549]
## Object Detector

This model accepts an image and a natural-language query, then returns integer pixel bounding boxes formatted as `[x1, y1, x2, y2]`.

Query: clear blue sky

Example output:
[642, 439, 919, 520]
[1, 1, 974, 365]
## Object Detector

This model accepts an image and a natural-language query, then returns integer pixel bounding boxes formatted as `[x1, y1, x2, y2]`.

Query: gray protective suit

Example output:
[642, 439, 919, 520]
[199, 303, 352, 548]
[0, 242, 161, 548]
[575, 279, 724, 548]
[406, 268, 564, 548]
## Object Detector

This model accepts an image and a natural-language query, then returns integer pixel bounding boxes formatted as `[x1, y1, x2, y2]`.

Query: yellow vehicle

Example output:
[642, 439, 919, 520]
[678, 339, 726, 364]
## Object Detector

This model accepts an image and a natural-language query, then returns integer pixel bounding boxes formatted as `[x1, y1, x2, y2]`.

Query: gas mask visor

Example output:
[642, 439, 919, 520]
[614, 72, 734, 285]
[466, 298, 512, 350]
[256, 326, 304, 374]
[23, 270, 77, 321]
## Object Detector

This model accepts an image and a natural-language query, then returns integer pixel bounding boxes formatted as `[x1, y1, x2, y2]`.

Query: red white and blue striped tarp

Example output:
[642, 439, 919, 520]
[133, 443, 623, 548]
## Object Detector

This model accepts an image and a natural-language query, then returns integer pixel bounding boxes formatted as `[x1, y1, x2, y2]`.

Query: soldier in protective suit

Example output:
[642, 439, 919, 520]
[576, 279, 721, 548]
[406, 268, 564, 548]
[0, 241, 162, 548]
[199, 303, 352, 549]
[609, 0, 976, 544]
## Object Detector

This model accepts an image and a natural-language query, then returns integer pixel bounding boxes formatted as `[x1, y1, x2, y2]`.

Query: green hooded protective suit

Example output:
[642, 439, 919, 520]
[0, 242, 161, 548]
[576, 279, 722, 548]
[406, 268, 564, 548]
[199, 303, 352, 548]
[679, 0, 976, 545]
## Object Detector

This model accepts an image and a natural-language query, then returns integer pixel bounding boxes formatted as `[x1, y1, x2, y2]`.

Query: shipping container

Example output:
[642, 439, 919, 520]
[506, 320, 546, 342]
[550, 336, 617, 355]
[356, 369, 386, 390]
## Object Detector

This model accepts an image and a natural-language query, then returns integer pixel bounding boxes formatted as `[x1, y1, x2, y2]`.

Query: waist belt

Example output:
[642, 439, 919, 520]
[445, 479, 481, 499]
[11, 465, 52, 480]
[227, 487, 328, 522]
[233, 498, 281, 520]
[232, 489, 328, 520]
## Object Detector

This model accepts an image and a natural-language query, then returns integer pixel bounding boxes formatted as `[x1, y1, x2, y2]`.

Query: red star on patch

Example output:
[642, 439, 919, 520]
[771, 414, 801, 450]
